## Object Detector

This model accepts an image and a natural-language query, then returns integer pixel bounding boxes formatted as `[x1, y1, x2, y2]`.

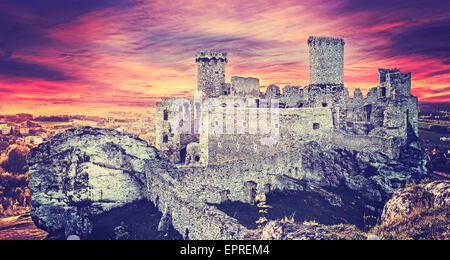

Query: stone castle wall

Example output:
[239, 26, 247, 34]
[230, 76, 261, 97]
[145, 163, 248, 240]
[332, 133, 403, 159]
[202, 107, 333, 164]
[155, 36, 418, 168]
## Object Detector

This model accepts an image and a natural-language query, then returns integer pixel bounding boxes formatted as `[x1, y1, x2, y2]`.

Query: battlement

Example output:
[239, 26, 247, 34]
[230, 76, 260, 97]
[307, 36, 345, 47]
[195, 50, 228, 63]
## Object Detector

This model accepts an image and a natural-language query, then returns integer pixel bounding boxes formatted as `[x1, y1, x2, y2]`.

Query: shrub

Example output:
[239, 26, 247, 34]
[0, 147, 28, 175]
[114, 222, 132, 240]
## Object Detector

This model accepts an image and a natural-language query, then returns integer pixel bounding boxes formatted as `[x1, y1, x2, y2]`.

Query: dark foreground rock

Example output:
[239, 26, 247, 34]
[27, 127, 169, 239]
[252, 180, 449, 240]
[370, 180, 450, 240]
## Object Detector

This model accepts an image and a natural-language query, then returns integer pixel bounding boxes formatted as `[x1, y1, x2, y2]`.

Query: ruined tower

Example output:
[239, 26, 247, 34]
[378, 68, 411, 98]
[308, 36, 345, 86]
[196, 50, 228, 98]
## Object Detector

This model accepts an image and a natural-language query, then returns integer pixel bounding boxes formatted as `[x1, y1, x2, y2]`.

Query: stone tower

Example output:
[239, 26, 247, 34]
[196, 50, 228, 98]
[308, 36, 345, 86]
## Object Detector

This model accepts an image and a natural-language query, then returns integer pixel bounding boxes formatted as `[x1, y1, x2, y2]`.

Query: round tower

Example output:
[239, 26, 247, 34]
[307, 36, 345, 86]
[195, 50, 228, 98]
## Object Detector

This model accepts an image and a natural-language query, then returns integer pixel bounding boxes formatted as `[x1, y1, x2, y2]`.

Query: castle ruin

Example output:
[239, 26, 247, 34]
[155, 36, 418, 167]
[27, 36, 428, 241]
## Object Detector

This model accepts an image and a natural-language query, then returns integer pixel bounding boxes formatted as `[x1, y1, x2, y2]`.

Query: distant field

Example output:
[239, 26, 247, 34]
[72, 119, 99, 128]
[419, 128, 450, 150]
[0, 215, 47, 240]
[33, 121, 73, 128]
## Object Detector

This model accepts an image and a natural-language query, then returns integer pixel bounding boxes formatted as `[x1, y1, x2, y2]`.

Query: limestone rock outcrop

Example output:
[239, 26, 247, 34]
[27, 127, 168, 239]
[300, 140, 431, 205]
[381, 180, 450, 224]
[254, 220, 366, 240]
[27, 126, 433, 240]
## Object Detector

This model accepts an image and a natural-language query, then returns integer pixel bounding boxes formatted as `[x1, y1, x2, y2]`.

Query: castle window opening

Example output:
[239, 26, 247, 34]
[298, 102, 303, 108]
[313, 123, 320, 130]
[163, 134, 169, 143]
[256, 99, 260, 108]
[242, 121, 247, 128]
[180, 147, 187, 164]
[381, 87, 386, 97]
[322, 102, 328, 107]
[364, 105, 372, 121]
[406, 109, 409, 124]
[194, 155, 200, 162]
[163, 109, 169, 120]
[274, 123, 279, 129]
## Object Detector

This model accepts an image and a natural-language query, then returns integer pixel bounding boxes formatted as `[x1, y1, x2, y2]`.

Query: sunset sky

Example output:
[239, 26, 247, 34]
[0, 0, 449, 116]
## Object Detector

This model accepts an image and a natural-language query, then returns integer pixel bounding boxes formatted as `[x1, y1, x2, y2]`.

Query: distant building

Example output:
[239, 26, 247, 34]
[41, 132, 48, 140]
[1, 126, 14, 135]
[25, 136, 43, 145]
[20, 127, 30, 135]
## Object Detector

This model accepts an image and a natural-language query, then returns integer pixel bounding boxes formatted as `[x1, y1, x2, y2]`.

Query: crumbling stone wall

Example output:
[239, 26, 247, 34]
[265, 84, 281, 99]
[185, 142, 203, 166]
[332, 133, 403, 159]
[280, 86, 306, 108]
[145, 164, 248, 240]
[230, 76, 261, 97]
[156, 97, 199, 163]
[202, 107, 333, 164]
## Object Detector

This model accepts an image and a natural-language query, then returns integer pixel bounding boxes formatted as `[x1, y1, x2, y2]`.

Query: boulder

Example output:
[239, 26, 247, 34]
[27, 126, 168, 239]
[256, 220, 366, 240]
[381, 180, 450, 224]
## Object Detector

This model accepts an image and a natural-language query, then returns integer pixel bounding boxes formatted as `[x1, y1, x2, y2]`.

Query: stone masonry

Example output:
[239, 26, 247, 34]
[28, 35, 430, 241]
[156, 36, 419, 166]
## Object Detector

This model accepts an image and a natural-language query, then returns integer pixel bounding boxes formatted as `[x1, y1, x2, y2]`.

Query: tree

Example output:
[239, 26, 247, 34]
[0, 146, 29, 175]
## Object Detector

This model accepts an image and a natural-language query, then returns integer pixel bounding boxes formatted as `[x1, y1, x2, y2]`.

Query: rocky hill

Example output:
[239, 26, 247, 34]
[26, 127, 441, 240]
[251, 180, 449, 240]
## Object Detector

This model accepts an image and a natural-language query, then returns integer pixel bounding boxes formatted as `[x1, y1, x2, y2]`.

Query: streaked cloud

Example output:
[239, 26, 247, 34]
[0, 0, 449, 115]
